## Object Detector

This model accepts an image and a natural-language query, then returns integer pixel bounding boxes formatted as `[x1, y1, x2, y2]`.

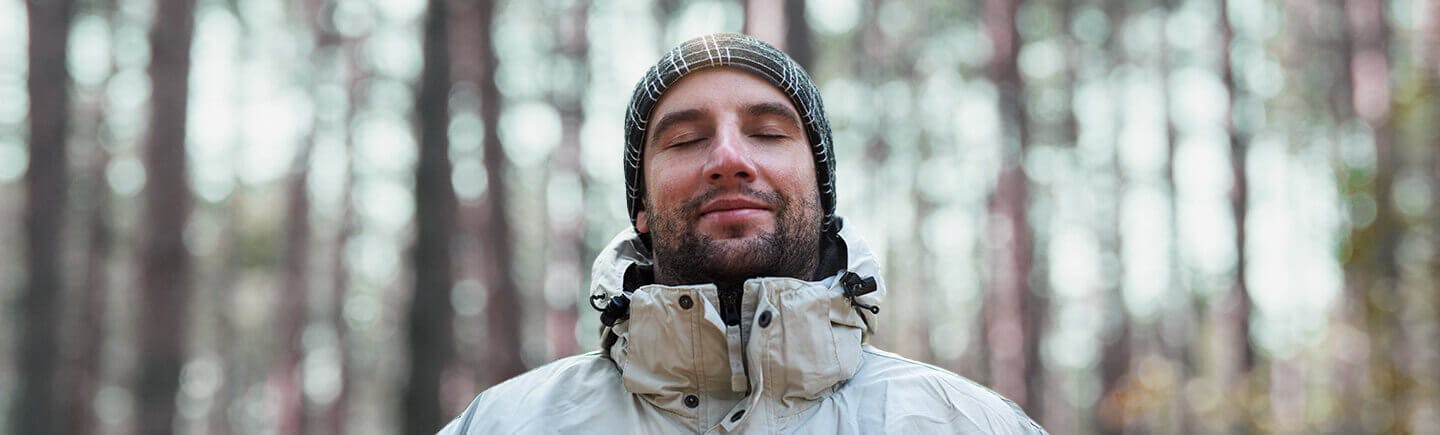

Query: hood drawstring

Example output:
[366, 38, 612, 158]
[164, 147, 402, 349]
[595, 294, 630, 327]
[592, 263, 653, 327]
[840, 271, 879, 330]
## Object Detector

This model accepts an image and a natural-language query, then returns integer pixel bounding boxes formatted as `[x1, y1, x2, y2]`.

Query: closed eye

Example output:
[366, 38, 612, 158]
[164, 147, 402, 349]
[669, 137, 705, 148]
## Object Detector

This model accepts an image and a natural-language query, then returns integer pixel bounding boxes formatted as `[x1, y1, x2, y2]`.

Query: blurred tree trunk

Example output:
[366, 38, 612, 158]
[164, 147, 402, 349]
[320, 29, 364, 435]
[67, 142, 110, 435]
[982, 0, 1042, 419]
[1216, 3, 1258, 432]
[1324, 1, 1367, 430]
[477, 0, 526, 386]
[272, 138, 315, 435]
[1097, 4, 1131, 430]
[742, 0, 784, 48]
[545, 0, 589, 360]
[62, 62, 117, 435]
[209, 194, 243, 435]
[137, 0, 198, 432]
[784, 0, 812, 70]
[403, 0, 457, 431]
[742, 0, 812, 68]
[16, 0, 76, 433]
[1414, 0, 1440, 414]
[1157, 0, 1196, 432]
[1342, 0, 1405, 431]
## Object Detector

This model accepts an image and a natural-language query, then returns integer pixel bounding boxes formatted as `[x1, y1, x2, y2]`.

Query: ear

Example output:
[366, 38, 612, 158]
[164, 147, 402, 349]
[635, 210, 650, 234]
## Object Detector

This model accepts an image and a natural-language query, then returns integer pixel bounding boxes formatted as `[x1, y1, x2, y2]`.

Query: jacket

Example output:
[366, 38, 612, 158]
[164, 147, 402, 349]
[439, 223, 1046, 434]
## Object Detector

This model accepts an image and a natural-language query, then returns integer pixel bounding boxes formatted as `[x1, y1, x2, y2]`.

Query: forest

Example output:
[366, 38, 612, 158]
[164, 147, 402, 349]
[4, 0, 1438, 433]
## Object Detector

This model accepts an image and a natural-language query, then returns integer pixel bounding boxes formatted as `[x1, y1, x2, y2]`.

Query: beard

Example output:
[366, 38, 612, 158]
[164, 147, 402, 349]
[646, 185, 821, 288]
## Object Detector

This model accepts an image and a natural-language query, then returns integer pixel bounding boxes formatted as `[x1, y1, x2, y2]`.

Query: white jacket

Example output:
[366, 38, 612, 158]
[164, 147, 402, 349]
[440, 224, 1045, 434]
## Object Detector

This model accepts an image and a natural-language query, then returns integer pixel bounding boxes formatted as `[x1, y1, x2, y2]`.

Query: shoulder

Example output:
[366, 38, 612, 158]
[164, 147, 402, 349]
[842, 346, 1047, 434]
[438, 353, 625, 435]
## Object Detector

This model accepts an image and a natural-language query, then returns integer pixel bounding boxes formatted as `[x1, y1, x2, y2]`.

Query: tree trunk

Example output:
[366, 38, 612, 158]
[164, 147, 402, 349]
[16, 0, 76, 433]
[743, 0, 786, 50]
[136, 0, 198, 432]
[62, 80, 115, 435]
[1156, 0, 1195, 432]
[1088, 1, 1133, 433]
[545, 0, 590, 360]
[1215, 3, 1260, 432]
[983, 0, 1042, 420]
[1342, 0, 1404, 431]
[1423, 0, 1440, 411]
[319, 29, 364, 435]
[784, 0, 812, 70]
[272, 139, 314, 435]
[477, 0, 526, 386]
[1217, 0, 1256, 377]
[402, 0, 458, 431]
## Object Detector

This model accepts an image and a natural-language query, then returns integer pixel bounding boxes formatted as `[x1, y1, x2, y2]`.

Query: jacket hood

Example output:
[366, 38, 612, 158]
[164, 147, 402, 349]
[588, 217, 886, 341]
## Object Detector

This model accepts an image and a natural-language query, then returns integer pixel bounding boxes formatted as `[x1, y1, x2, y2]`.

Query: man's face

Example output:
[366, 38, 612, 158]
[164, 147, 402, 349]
[637, 67, 822, 287]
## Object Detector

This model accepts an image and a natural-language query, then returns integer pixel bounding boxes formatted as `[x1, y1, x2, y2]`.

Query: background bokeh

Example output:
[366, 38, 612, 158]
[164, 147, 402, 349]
[3, 0, 1438, 433]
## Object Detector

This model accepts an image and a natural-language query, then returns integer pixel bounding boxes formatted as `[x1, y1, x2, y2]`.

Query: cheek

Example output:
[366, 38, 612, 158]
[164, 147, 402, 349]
[767, 150, 818, 194]
[643, 158, 690, 208]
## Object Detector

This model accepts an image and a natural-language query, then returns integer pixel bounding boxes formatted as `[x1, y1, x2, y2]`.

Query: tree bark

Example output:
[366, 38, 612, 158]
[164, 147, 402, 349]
[1217, 0, 1257, 379]
[544, 0, 590, 360]
[403, 0, 458, 431]
[784, 0, 812, 70]
[1342, 0, 1404, 431]
[1216, 4, 1261, 432]
[319, 28, 364, 435]
[136, 0, 198, 432]
[477, 0, 527, 386]
[982, 0, 1042, 420]
[62, 74, 116, 435]
[15, 0, 76, 433]
[272, 139, 314, 435]
[1422, 0, 1440, 412]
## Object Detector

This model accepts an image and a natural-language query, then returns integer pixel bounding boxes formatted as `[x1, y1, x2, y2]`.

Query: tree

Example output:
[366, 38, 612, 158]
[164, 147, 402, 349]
[136, 0, 198, 432]
[1340, 0, 1405, 431]
[402, 0, 458, 431]
[319, 23, 365, 435]
[476, 0, 526, 386]
[272, 127, 315, 435]
[14, 0, 76, 433]
[1215, 2, 1265, 431]
[982, 0, 1043, 419]
[62, 15, 119, 431]
[544, 0, 590, 360]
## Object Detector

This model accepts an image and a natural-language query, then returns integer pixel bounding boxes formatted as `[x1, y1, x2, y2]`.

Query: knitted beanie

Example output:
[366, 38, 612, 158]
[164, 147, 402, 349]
[623, 33, 836, 235]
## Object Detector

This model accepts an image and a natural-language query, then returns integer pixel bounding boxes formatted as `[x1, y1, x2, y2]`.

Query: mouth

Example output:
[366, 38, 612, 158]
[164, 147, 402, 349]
[697, 196, 772, 222]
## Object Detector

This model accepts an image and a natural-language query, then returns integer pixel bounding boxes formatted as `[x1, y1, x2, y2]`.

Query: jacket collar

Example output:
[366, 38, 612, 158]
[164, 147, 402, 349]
[588, 220, 886, 426]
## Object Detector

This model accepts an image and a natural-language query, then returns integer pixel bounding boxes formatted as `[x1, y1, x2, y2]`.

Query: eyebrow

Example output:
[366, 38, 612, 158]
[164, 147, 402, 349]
[745, 101, 802, 127]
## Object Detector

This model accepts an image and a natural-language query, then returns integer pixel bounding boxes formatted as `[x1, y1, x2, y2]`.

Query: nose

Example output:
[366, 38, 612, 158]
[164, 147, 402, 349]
[704, 122, 756, 185]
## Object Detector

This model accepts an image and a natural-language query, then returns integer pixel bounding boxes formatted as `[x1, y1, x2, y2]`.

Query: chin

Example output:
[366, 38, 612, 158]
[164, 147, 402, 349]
[702, 223, 773, 240]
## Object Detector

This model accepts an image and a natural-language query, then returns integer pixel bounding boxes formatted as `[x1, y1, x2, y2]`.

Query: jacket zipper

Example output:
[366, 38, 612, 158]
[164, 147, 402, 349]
[719, 285, 743, 326]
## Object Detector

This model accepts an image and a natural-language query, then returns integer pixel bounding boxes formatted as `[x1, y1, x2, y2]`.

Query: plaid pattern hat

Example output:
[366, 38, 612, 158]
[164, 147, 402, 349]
[623, 33, 837, 236]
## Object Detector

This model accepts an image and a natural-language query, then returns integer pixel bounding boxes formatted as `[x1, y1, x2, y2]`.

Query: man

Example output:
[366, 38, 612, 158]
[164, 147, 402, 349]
[440, 33, 1045, 434]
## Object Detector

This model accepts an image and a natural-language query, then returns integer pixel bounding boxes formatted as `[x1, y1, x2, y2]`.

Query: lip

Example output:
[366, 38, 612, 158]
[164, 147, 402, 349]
[697, 196, 771, 218]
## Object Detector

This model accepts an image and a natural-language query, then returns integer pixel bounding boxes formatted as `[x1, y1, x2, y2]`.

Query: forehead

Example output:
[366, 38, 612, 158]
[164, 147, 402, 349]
[647, 67, 800, 124]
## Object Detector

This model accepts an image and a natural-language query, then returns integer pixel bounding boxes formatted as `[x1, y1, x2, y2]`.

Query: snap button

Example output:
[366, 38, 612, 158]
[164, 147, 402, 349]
[684, 394, 699, 408]
[757, 310, 772, 328]
[730, 410, 745, 422]
[678, 295, 693, 310]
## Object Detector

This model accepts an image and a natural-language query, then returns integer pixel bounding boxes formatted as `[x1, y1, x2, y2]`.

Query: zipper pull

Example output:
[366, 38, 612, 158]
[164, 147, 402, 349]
[719, 286, 743, 326]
